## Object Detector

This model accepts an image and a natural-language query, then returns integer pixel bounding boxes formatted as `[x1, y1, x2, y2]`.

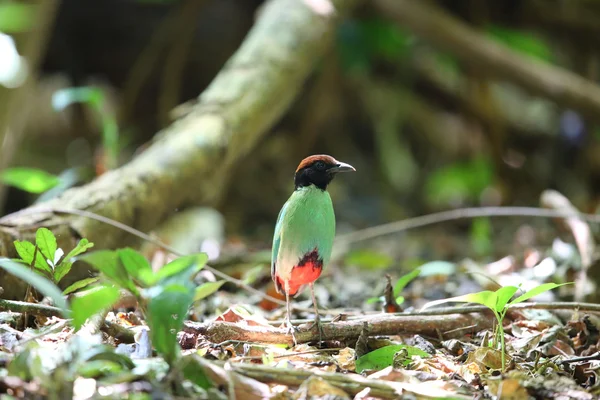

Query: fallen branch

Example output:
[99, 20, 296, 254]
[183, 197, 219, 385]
[0, 298, 62, 317]
[232, 362, 400, 399]
[185, 312, 494, 345]
[224, 362, 462, 399]
[187, 301, 600, 345]
[373, 0, 600, 120]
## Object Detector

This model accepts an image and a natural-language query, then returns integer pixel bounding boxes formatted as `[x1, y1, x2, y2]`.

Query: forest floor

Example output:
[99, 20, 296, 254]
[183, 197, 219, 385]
[1, 197, 600, 399]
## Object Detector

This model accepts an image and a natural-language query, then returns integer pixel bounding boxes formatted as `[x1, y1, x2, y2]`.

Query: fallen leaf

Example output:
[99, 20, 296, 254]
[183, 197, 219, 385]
[293, 376, 349, 399]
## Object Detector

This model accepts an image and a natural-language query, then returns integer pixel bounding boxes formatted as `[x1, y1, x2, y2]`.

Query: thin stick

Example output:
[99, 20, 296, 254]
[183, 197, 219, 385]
[335, 206, 600, 245]
[0, 298, 61, 317]
[232, 347, 342, 361]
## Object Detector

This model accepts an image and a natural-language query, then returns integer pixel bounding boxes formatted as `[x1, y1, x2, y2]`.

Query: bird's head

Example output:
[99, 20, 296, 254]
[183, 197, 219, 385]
[294, 154, 355, 190]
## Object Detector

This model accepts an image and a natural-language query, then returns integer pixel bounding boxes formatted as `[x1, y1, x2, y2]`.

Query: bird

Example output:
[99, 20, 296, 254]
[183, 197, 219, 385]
[271, 154, 355, 344]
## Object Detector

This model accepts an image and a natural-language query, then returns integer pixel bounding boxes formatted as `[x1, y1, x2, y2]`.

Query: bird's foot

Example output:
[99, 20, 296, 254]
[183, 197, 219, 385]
[307, 315, 325, 345]
[283, 320, 299, 346]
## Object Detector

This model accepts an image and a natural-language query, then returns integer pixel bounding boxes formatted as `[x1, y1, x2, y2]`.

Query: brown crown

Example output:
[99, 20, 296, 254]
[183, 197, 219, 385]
[295, 155, 338, 173]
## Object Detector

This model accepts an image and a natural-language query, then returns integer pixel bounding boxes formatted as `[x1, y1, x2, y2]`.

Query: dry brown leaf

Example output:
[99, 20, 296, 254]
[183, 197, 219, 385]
[195, 357, 272, 400]
[486, 378, 529, 400]
[293, 376, 350, 399]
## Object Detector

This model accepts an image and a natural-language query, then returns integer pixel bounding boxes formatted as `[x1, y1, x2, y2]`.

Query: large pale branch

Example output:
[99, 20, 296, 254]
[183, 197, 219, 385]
[374, 0, 600, 120]
[0, 0, 359, 298]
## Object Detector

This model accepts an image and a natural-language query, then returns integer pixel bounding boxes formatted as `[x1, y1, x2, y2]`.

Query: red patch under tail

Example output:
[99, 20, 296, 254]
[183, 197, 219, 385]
[276, 249, 323, 296]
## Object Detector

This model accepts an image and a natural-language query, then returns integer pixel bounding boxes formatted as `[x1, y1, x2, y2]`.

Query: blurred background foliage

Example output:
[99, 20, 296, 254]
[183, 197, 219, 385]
[1, 0, 600, 267]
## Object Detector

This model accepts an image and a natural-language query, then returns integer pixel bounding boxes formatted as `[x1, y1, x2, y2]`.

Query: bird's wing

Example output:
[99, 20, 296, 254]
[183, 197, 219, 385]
[271, 199, 290, 285]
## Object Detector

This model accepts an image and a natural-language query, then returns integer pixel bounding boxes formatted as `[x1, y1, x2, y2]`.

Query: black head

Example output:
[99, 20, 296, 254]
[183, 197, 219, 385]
[294, 154, 355, 190]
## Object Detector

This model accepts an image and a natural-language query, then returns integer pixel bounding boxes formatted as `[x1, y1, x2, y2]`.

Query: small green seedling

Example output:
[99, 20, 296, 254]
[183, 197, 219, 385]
[79, 247, 222, 367]
[421, 282, 571, 370]
[13, 227, 95, 292]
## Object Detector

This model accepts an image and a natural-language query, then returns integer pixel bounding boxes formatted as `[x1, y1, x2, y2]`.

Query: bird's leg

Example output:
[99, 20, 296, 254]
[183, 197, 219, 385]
[309, 283, 324, 344]
[284, 289, 298, 346]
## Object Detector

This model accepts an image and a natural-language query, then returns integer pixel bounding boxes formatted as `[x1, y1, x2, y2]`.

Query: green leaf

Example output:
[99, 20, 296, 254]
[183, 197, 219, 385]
[182, 355, 212, 390]
[393, 268, 420, 298]
[194, 281, 225, 301]
[0, 168, 60, 194]
[78, 360, 124, 378]
[344, 250, 393, 270]
[425, 157, 493, 207]
[147, 284, 193, 365]
[495, 286, 519, 312]
[421, 290, 498, 311]
[355, 344, 430, 373]
[77, 250, 137, 295]
[0, 258, 69, 317]
[510, 282, 572, 305]
[35, 228, 57, 266]
[0, 3, 35, 33]
[13, 240, 51, 274]
[117, 248, 152, 284]
[153, 253, 208, 286]
[62, 277, 100, 295]
[53, 261, 72, 284]
[62, 238, 94, 263]
[71, 285, 120, 330]
[418, 261, 456, 277]
[460, 291, 498, 310]
[52, 87, 104, 111]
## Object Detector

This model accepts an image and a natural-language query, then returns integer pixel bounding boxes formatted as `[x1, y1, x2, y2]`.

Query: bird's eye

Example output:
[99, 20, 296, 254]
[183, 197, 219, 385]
[314, 161, 326, 170]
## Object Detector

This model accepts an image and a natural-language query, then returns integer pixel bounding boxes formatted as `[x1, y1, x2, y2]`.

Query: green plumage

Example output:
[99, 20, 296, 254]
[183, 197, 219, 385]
[271, 185, 335, 293]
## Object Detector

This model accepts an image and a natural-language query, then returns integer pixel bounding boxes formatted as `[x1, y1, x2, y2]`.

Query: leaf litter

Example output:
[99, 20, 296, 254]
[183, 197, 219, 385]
[1, 202, 600, 399]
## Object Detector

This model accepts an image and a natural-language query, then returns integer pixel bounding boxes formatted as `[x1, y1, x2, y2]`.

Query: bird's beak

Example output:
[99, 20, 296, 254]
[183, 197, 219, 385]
[329, 161, 355, 174]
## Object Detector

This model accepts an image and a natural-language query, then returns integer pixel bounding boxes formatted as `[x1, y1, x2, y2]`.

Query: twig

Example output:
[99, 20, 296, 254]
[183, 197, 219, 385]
[232, 347, 342, 361]
[185, 312, 493, 345]
[0, 298, 62, 317]
[222, 362, 470, 400]
[541, 190, 595, 302]
[269, 302, 600, 325]
[231, 362, 400, 399]
[335, 206, 600, 245]
[17, 319, 69, 346]
[187, 301, 600, 344]
[559, 351, 600, 365]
